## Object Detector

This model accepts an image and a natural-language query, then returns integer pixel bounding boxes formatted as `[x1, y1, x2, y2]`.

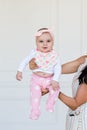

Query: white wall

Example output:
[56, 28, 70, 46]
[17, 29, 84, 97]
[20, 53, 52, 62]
[0, 0, 87, 130]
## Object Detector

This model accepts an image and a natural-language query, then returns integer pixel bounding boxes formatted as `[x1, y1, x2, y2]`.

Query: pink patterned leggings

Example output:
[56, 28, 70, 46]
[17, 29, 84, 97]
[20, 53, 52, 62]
[29, 74, 59, 120]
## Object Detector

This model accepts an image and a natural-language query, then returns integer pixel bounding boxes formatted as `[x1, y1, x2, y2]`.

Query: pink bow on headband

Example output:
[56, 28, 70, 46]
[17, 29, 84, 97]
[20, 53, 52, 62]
[35, 29, 54, 40]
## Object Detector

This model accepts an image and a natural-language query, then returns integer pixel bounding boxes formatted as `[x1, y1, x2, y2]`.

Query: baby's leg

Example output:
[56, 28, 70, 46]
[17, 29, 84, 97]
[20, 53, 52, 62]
[46, 85, 59, 112]
[30, 78, 41, 120]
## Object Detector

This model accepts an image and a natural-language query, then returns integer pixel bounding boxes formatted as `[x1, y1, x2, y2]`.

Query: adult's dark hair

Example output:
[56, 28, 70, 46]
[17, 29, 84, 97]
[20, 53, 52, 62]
[78, 65, 87, 85]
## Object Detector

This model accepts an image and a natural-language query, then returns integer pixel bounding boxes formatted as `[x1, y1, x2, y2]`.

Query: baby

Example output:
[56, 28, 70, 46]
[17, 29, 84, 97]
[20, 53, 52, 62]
[16, 28, 61, 120]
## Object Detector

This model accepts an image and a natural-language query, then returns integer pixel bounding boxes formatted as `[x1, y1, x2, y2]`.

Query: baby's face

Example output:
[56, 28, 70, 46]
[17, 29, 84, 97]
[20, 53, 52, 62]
[36, 32, 54, 53]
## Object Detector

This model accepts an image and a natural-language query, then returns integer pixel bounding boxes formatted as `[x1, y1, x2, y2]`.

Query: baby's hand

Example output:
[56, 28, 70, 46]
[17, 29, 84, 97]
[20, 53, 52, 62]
[51, 80, 60, 91]
[16, 71, 22, 81]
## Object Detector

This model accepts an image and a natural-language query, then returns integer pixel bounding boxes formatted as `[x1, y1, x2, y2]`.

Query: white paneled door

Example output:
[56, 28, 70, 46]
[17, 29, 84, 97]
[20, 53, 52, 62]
[0, 0, 87, 130]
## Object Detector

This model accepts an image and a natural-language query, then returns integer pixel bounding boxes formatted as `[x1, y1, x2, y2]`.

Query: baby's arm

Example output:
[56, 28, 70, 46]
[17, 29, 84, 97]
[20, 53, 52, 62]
[16, 56, 29, 81]
[16, 49, 35, 81]
[52, 57, 61, 90]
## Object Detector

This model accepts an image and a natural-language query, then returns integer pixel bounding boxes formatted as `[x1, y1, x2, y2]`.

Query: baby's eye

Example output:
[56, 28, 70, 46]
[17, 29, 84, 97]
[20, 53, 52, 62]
[47, 40, 51, 42]
[39, 40, 43, 43]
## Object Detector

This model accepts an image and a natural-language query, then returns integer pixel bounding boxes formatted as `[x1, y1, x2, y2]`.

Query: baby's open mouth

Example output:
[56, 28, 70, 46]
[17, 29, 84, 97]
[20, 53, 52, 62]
[43, 47, 47, 49]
